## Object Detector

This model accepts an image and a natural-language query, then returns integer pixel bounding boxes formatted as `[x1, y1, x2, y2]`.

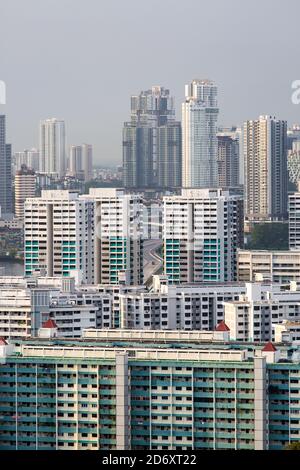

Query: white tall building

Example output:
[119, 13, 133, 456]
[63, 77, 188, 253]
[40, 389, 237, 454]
[15, 166, 36, 219]
[69, 145, 83, 179]
[68, 144, 93, 182]
[83, 188, 144, 285]
[182, 79, 218, 188]
[24, 188, 143, 286]
[244, 115, 287, 221]
[24, 190, 94, 283]
[39, 118, 66, 179]
[163, 188, 244, 284]
[82, 143, 93, 182]
[289, 186, 300, 249]
[14, 149, 39, 173]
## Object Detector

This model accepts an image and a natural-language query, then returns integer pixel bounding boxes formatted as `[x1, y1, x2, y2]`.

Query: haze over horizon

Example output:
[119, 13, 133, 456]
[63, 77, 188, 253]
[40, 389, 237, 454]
[1, 0, 300, 165]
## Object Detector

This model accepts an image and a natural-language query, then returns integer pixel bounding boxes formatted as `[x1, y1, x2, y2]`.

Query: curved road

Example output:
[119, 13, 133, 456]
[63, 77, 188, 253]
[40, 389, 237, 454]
[143, 239, 163, 284]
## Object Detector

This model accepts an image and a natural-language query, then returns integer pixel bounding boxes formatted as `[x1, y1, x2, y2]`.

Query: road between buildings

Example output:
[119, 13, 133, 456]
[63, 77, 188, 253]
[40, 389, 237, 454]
[143, 239, 163, 284]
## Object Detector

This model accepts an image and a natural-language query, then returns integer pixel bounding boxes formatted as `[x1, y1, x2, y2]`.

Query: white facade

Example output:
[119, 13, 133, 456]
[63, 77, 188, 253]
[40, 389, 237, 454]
[120, 276, 246, 330]
[238, 250, 300, 283]
[68, 144, 93, 182]
[182, 79, 218, 188]
[163, 188, 243, 283]
[224, 282, 300, 342]
[24, 190, 94, 283]
[15, 168, 36, 219]
[0, 280, 114, 341]
[273, 320, 300, 343]
[39, 118, 66, 178]
[14, 149, 39, 173]
[69, 145, 83, 178]
[289, 188, 300, 249]
[83, 188, 144, 285]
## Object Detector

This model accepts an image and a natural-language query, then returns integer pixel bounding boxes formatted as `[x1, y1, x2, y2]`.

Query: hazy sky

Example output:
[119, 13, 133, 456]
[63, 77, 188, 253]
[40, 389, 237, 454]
[1, 0, 300, 165]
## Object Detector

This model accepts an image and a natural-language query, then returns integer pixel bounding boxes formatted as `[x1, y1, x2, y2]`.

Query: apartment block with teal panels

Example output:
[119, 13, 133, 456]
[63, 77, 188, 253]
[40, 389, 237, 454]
[0, 336, 299, 450]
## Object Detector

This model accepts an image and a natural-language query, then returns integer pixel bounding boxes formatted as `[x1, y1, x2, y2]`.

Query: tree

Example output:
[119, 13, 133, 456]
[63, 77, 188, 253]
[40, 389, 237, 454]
[247, 223, 289, 250]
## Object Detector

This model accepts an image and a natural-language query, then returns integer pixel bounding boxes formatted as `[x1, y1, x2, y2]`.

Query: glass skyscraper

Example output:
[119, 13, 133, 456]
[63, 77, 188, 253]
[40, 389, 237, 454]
[182, 79, 219, 189]
[0, 115, 12, 216]
[123, 86, 182, 189]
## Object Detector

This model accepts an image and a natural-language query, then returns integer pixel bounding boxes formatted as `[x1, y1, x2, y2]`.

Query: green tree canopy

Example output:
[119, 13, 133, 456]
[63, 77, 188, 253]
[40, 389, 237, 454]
[247, 223, 289, 250]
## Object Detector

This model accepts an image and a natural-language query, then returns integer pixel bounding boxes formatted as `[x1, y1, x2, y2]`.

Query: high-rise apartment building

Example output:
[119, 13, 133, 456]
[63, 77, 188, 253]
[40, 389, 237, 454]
[244, 115, 287, 221]
[24, 190, 94, 282]
[68, 144, 93, 182]
[14, 165, 36, 219]
[163, 188, 244, 284]
[84, 188, 144, 285]
[217, 127, 240, 187]
[14, 149, 39, 173]
[182, 80, 218, 188]
[0, 115, 12, 216]
[69, 145, 83, 179]
[24, 188, 143, 285]
[123, 86, 181, 189]
[82, 143, 93, 182]
[289, 185, 300, 249]
[0, 330, 299, 450]
[39, 118, 66, 179]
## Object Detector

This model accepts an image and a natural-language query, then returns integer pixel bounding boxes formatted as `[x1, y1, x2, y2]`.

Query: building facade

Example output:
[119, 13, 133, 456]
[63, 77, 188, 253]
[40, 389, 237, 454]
[238, 250, 300, 283]
[182, 80, 218, 189]
[15, 166, 36, 219]
[123, 86, 181, 189]
[0, 332, 299, 450]
[163, 189, 244, 283]
[244, 115, 287, 221]
[289, 188, 300, 249]
[224, 282, 300, 342]
[39, 118, 66, 179]
[24, 190, 94, 282]
[14, 149, 39, 174]
[217, 129, 240, 188]
[68, 144, 93, 182]
[0, 115, 12, 216]
[84, 188, 144, 285]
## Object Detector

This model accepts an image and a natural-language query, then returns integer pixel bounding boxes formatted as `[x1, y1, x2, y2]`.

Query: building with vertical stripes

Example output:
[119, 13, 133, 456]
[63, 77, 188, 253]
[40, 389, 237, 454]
[84, 188, 144, 285]
[182, 80, 218, 189]
[24, 190, 94, 283]
[0, 330, 299, 450]
[244, 115, 287, 221]
[163, 189, 244, 284]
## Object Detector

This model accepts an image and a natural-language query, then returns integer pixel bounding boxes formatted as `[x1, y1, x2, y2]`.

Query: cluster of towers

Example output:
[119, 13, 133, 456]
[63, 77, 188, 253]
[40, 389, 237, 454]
[122, 80, 288, 223]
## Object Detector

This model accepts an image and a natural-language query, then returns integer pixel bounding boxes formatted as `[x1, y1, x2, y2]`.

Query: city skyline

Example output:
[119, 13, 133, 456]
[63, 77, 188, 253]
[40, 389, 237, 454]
[2, 0, 300, 165]
[2, 0, 300, 456]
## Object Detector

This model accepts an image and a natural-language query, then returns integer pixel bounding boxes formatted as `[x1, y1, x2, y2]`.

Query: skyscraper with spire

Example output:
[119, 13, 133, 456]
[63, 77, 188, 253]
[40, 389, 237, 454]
[182, 79, 219, 188]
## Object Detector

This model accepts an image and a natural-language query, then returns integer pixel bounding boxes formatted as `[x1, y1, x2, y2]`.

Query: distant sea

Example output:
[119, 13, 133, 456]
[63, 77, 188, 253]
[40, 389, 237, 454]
[0, 260, 24, 276]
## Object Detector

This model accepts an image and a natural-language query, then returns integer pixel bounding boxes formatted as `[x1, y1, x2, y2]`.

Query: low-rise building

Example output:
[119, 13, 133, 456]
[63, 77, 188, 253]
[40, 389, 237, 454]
[224, 282, 300, 342]
[238, 250, 300, 283]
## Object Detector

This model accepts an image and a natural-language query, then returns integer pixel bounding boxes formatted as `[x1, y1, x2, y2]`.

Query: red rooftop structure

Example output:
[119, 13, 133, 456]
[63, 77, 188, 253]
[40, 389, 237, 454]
[215, 321, 230, 332]
[42, 319, 58, 329]
[262, 342, 277, 352]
